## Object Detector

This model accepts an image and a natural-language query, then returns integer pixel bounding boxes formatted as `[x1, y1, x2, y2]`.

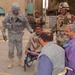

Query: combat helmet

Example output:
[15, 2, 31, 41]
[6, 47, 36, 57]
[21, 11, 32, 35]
[34, 10, 40, 14]
[62, 2, 69, 10]
[11, 2, 20, 11]
[59, 2, 69, 10]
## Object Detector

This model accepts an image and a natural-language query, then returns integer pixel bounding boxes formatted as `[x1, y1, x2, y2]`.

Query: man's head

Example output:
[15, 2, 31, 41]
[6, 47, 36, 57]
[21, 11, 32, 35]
[58, 2, 69, 15]
[65, 24, 75, 39]
[11, 2, 20, 15]
[34, 25, 42, 35]
[34, 10, 40, 18]
[38, 30, 53, 46]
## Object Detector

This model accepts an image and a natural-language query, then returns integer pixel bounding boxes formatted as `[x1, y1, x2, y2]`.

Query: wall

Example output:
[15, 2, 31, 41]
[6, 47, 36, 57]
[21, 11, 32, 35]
[0, 0, 26, 15]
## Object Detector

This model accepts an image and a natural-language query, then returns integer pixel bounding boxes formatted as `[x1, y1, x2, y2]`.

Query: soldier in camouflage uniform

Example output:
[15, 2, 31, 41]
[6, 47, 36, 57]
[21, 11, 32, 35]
[1, 2, 33, 69]
[29, 10, 45, 31]
[55, 2, 74, 47]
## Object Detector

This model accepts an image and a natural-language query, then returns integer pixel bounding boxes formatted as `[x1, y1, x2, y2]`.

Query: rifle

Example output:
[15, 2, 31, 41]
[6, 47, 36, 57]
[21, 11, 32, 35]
[51, 24, 57, 34]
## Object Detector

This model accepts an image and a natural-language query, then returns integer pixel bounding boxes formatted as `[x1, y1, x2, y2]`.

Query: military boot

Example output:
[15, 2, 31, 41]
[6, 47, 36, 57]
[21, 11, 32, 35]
[18, 58, 23, 67]
[8, 58, 13, 69]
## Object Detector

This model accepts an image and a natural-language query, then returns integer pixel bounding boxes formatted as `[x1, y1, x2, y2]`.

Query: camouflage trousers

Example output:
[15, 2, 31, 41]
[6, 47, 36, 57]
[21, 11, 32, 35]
[8, 32, 23, 58]
[56, 31, 68, 47]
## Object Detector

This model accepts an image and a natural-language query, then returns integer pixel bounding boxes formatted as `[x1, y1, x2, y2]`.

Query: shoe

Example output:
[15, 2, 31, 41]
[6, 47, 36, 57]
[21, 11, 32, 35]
[8, 58, 13, 69]
[18, 58, 23, 67]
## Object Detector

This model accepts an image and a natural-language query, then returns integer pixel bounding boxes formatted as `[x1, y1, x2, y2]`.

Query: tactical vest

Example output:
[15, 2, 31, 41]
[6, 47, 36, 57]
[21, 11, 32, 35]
[57, 12, 71, 31]
[6, 11, 25, 32]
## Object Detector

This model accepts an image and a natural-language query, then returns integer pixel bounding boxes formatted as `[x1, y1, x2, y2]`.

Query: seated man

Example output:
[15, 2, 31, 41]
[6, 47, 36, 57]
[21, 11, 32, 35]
[25, 25, 42, 64]
[25, 25, 42, 54]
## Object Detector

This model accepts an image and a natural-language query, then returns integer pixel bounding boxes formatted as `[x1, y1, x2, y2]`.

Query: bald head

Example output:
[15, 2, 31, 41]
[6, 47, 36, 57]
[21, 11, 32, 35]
[39, 30, 53, 42]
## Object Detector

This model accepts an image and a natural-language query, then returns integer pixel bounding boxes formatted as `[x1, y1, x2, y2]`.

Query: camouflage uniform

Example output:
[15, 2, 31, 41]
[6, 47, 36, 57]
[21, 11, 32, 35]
[31, 16, 45, 29]
[28, 10, 45, 30]
[56, 12, 72, 47]
[2, 11, 33, 58]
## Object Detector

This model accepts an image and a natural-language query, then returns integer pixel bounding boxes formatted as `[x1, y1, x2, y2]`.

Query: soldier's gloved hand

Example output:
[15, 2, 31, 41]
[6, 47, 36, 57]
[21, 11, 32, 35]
[3, 35, 7, 41]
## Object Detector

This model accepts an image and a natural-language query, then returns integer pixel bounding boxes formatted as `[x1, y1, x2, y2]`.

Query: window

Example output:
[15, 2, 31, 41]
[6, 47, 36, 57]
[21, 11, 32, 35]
[0, 7, 5, 16]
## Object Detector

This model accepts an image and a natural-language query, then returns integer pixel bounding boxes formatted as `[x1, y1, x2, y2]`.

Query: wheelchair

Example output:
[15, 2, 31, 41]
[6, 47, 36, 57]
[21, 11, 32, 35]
[24, 50, 39, 71]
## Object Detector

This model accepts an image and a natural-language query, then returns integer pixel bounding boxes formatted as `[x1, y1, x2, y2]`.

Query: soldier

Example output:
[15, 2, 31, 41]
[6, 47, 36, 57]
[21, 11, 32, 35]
[29, 10, 45, 31]
[1, 2, 33, 69]
[54, 2, 74, 47]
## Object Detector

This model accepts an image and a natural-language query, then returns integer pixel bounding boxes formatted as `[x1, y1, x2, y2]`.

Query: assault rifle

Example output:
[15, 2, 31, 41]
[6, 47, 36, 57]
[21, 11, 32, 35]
[51, 24, 57, 34]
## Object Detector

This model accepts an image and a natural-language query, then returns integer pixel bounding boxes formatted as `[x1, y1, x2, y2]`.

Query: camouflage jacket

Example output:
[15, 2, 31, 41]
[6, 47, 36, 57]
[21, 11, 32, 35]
[56, 12, 72, 31]
[28, 16, 45, 29]
[2, 11, 33, 36]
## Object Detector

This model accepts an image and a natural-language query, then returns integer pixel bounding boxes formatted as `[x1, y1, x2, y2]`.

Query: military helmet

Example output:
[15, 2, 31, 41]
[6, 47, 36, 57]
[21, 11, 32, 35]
[62, 2, 69, 10]
[59, 2, 69, 10]
[11, 2, 20, 11]
[59, 2, 63, 9]
[34, 10, 40, 14]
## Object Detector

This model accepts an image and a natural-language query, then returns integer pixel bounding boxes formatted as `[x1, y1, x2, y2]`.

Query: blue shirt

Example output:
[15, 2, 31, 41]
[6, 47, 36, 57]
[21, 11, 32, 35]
[38, 54, 53, 75]
[64, 38, 75, 75]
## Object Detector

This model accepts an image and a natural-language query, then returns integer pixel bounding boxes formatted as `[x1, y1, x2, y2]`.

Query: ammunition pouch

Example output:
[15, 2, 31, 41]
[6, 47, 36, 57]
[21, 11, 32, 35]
[13, 22, 23, 31]
[6, 23, 13, 30]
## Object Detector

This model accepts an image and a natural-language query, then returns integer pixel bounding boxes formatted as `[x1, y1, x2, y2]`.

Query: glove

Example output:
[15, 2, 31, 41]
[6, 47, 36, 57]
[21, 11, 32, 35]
[3, 36, 7, 41]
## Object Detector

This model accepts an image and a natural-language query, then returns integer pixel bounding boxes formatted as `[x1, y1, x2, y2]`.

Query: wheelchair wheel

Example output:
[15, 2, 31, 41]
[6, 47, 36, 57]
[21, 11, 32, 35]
[25, 55, 33, 67]
[24, 64, 26, 71]
[26, 59, 33, 67]
[24, 60, 26, 71]
[26, 56, 37, 67]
